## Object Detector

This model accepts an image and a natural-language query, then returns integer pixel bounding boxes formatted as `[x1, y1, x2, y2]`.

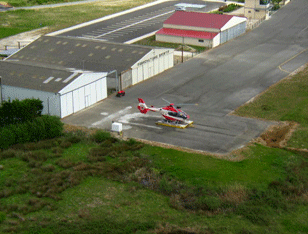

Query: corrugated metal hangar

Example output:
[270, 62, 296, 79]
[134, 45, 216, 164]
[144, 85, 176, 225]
[156, 11, 247, 48]
[0, 36, 174, 118]
[0, 61, 107, 118]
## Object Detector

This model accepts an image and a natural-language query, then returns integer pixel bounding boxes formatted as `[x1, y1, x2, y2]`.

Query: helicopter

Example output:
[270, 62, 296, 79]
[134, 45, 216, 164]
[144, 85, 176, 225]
[137, 98, 196, 128]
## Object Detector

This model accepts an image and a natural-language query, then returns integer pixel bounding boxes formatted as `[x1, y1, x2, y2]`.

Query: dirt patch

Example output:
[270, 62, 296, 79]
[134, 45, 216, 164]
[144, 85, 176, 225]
[255, 121, 298, 148]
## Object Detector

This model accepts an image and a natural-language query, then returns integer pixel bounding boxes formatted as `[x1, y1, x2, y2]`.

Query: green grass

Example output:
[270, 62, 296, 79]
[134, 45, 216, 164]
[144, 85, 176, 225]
[140, 144, 289, 189]
[0, 0, 154, 39]
[6, 0, 85, 7]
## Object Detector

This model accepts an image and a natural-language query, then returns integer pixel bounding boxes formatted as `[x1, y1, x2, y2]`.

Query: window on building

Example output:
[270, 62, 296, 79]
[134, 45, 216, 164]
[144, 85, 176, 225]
[198, 39, 204, 42]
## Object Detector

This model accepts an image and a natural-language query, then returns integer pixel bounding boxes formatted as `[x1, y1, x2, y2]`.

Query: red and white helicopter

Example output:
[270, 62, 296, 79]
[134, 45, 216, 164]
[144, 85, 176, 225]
[137, 98, 196, 128]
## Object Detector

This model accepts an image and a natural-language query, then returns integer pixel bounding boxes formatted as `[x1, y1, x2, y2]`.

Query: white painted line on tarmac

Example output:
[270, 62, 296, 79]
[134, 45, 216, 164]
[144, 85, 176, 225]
[92, 106, 132, 126]
[92, 10, 173, 39]
[48, 0, 171, 36]
[121, 122, 163, 130]
[124, 30, 158, 44]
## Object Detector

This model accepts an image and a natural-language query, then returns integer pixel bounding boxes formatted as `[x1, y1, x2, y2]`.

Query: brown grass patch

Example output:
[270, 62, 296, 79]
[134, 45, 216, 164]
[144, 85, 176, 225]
[152, 222, 206, 234]
[219, 184, 248, 206]
[257, 121, 298, 148]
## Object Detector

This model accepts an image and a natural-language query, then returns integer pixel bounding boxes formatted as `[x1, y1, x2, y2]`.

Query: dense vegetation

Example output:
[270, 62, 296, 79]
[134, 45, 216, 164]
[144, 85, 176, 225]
[0, 99, 63, 149]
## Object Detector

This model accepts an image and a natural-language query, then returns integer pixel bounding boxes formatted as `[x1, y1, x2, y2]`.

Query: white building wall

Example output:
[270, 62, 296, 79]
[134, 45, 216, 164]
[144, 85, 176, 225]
[60, 75, 107, 118]
[2, 85, 61, 117]
[131, 48, 174, 85]
[213, 33, 221, 47]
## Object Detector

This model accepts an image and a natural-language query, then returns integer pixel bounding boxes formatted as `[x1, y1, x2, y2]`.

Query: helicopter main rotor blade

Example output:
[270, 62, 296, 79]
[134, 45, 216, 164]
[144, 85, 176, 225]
[176, 103, 198, 106]
[162, 98, 171, 104]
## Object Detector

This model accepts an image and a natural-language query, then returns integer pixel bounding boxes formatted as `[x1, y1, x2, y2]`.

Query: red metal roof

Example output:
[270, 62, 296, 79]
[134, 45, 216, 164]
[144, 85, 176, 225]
[156, 28, 218, 39]
[164, 11, 234, 29]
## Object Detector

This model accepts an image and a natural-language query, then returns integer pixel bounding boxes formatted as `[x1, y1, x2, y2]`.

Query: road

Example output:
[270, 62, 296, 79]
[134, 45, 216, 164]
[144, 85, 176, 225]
[63, 0, 308, 154]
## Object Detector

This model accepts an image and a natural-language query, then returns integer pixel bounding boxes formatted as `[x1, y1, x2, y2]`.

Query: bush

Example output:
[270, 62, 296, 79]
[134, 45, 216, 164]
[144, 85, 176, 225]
[0, 126, 16, 149]
[90, 130, 111, 143]
[195, 196, 222, 211]
[0, 211, 6, 224]
[41, 115, 63, 139]
[0, 115, 63, 149]
[0, 98, 43, 127]
[0, 149, 18, 159]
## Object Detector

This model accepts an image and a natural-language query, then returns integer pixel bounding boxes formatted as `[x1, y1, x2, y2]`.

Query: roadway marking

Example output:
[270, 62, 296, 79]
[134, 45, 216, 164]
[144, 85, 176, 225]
[120, 122, 163, 130]
[92, 10, 173, 39]
[278, 48, 308, 73]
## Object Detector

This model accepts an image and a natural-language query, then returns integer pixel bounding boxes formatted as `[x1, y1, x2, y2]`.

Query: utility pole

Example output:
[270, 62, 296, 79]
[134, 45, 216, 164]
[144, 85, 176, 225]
[182, 37, 184, 63]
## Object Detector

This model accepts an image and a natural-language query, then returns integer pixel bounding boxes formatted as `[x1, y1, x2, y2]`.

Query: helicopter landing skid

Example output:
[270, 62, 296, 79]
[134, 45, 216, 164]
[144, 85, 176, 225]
[156, 120, 194, 129]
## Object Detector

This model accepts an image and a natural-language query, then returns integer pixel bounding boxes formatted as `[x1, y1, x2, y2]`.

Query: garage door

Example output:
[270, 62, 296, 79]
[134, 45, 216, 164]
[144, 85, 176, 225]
[60, 77, 107, 118]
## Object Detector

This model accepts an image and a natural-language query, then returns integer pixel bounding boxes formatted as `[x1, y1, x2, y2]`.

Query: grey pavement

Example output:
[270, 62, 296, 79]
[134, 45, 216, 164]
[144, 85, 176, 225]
[63, 0, 308, 154]
[56, 0, 225, 43]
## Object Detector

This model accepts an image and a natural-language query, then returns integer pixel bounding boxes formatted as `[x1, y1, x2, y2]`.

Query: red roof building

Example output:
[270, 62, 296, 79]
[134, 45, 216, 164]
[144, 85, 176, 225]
[156, 11, 247, 48]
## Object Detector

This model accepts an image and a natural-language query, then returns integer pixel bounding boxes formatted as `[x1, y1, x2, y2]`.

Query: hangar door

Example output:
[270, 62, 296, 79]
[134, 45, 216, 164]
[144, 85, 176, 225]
[60, 77, 107, 118]
[220, 22, 246, 44]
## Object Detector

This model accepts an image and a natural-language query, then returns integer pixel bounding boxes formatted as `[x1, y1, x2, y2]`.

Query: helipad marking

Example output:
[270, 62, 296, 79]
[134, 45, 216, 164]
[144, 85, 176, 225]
[92, 106, 132, 126]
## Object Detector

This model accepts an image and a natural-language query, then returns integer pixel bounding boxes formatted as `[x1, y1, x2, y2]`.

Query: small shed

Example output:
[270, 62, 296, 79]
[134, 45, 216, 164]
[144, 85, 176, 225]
[156, 11, 247, 47]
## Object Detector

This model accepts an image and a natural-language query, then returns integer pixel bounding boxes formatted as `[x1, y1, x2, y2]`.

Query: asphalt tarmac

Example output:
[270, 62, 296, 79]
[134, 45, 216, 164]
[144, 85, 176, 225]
[63, 0, 308, 154]
[55, 0, 225, 43]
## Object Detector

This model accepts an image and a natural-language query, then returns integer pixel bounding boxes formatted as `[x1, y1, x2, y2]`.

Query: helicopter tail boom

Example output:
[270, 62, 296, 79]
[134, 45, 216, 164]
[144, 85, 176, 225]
[137, 98, 149, 114]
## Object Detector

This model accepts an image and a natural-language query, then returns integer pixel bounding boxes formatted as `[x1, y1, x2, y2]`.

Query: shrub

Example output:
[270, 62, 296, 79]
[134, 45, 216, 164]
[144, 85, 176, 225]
[195, 196, 222, 211]
[0, 211, 6, 224]
[41, 115, 63, 139]
[0, 149, 18, 159]
[0, 98, 43, 127]
[0, 115, 63, 149]
[90, 130, 111, 143]
[51, 147, 64, 154]
[56, 158, 76, 168]
[60, 140, 72, 149]
[41, 164, 55, 172]
[0, 126, 16, 149]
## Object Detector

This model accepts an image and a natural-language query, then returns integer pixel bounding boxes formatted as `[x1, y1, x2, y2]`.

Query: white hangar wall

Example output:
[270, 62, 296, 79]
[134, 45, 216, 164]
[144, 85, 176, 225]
[2, 85, 61, 117]
[131, 48, 174, 85]
[220, 17, 247, 44]
[59, 72, 107, 118]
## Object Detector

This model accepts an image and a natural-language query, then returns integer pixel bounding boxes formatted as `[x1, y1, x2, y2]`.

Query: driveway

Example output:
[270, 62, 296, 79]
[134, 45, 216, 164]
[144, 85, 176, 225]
[63, 0, 308, 154]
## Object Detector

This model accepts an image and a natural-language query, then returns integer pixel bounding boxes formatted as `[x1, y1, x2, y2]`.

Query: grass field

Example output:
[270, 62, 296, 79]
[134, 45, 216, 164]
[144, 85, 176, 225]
[0, 0, 154, 39]
[5, 0, 84, 7]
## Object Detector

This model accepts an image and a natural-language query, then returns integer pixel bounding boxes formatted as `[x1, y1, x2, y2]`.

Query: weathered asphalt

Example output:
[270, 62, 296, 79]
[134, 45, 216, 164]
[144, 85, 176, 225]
[62, 0, 308, 154]
[55, 0, 225, 43]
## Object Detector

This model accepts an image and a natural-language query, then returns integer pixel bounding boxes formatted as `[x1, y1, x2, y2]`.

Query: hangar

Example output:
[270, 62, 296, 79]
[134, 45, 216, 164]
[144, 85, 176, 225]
[0, 61, 107, 118]
[156, 11, 247, 48]
[0, 35, 174, 118]
[5, 36, 174, 90]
